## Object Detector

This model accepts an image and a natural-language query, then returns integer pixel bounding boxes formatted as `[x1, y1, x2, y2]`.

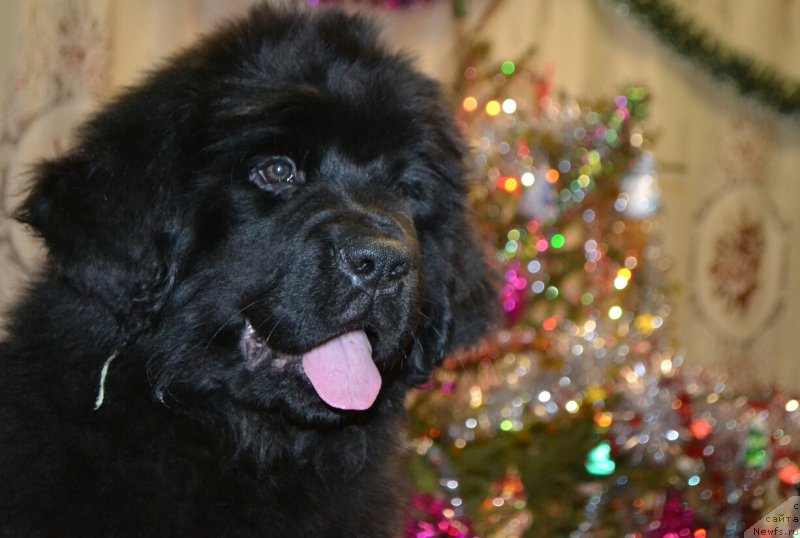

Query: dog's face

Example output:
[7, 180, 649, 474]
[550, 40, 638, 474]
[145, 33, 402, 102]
[17, 8, 494, 426]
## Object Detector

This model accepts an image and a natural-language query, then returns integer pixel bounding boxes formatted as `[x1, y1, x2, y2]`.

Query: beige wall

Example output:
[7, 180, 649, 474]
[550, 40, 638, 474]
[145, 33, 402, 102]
[1, 0, 799, 388]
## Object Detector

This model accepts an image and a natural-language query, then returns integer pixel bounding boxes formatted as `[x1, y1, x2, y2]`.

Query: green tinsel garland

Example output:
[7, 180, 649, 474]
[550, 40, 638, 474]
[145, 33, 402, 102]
[610, 0, 800, 118]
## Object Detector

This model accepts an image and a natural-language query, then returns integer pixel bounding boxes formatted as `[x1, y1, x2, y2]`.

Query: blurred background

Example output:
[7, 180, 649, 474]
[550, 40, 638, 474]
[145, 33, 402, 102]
[1, 1, 799, 535]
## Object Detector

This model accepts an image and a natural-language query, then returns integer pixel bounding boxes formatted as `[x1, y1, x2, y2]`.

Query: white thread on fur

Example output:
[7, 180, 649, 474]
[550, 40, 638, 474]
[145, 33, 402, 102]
[93, 348, 121, 410]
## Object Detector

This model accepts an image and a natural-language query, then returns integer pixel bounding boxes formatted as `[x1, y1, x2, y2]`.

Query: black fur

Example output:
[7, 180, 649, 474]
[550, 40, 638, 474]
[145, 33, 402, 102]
[0, 6, 494, 537]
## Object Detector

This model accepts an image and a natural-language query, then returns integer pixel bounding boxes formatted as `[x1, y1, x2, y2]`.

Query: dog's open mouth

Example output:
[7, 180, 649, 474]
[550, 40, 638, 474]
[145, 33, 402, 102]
[241, 320, 382, 411]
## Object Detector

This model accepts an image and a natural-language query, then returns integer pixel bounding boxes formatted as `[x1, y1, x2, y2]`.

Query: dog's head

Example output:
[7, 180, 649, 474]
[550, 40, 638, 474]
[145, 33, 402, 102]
[17, 6, 495, 425]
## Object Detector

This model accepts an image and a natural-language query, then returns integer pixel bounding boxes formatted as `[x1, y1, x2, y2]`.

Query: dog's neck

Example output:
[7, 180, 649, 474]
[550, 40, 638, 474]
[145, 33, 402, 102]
[158, 391, 410, 481]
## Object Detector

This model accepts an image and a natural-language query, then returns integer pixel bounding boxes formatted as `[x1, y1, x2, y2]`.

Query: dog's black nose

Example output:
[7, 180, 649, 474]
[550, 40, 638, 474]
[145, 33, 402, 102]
[339, 239, 410, 292]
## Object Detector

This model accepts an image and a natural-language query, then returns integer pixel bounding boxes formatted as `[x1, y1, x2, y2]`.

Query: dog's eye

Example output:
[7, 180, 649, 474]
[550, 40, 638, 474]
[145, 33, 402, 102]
[249, 157, 299, 188]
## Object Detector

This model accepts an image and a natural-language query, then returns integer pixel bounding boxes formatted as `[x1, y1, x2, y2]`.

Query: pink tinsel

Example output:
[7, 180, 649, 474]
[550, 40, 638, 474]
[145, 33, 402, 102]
[405, 494, 479, 538]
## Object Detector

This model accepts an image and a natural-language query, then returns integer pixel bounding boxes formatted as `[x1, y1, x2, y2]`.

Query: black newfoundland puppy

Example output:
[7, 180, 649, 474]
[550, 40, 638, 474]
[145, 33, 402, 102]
[0, 5, 493, 538]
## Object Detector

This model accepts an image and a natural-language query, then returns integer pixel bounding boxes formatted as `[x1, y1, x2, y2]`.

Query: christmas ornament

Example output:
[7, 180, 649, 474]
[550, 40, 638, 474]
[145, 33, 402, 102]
[619, 151, 660, 220]
[744, 426, 769, 469]
[585, 442, 616, 476]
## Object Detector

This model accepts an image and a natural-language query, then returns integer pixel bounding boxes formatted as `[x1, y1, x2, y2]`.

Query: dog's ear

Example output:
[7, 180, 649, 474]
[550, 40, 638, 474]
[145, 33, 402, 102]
[17, 156, 95, 257]
[406, 223, 497, 386]
[16, 153, 178, 339]
[446, 226, 498, 351]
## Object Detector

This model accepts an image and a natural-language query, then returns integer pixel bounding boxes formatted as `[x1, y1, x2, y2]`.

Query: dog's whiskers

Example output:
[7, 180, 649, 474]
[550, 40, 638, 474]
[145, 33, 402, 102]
[261, 315, 287, 344]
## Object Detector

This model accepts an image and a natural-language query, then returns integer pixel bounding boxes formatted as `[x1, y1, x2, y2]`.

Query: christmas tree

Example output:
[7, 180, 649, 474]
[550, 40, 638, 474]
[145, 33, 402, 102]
[403, 32, 800, 538]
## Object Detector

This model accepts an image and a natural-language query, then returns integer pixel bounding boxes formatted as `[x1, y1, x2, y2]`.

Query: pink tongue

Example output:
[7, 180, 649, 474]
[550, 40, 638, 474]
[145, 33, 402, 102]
[301, 331, 381, 411]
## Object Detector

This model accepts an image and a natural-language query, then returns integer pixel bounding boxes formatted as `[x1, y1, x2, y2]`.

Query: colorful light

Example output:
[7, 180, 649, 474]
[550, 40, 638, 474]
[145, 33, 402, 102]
[744, 427, 768, 468]
[485, 100, 501, 116]
[502, 98, 517, 114]
[586, 441, 615, 476]
[545, 168, 559, 183]
[544, 286, 559, 300]
[462, 96, 478, 112]
[778, 463, 800, 484]
[689, 419, 712, 440]
[500, 60, 515, 75]
[594, 412, 613, 428]
[635, 313, 656, 335]
[520, 172, 535, 186]
[550, 233, 565, 249]
[542, 317, 557, 331]
[608, 306, 623, 320]
[585, 385, 608, 403]
[499, 177, 519, 192]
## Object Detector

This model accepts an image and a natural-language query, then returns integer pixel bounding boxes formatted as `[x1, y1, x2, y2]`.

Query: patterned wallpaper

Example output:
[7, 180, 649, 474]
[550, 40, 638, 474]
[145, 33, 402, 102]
[0, 0, 109, 314]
